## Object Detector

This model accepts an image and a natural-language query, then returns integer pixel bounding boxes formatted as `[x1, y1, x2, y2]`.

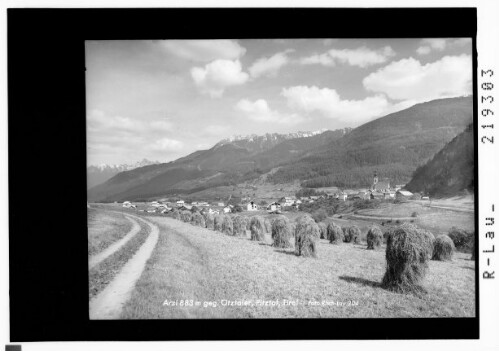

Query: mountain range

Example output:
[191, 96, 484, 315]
[87, 96, 473, 202]
[87, 159, 160, 189]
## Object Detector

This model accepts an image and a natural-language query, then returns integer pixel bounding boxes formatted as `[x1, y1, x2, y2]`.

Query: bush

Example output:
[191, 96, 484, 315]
[411, 211, 419, 218]
[318, 222, 328, 239]
[191, 212, 206, 227]
[328, 222, 344, 245]
[232, 215, 246, 237]
[290, 222, 296, 237]
[381, 223, 433, 293]
[180, 211, 192, 223]
[221, 215, 233, 235]
[214, 214, 223, 232]
[447, 227, 474, 253]
[249, 216, 266, 241]
[204, 212, 215, 230]
[345, 225, 361, 243]
[295, 216, 320, 258]
[312, 209, 328, 223]
[366, 225, 383, 250]
[395, 219, 401, 224]
[432, 235, 455, 261]
[271, 215, 293, 248]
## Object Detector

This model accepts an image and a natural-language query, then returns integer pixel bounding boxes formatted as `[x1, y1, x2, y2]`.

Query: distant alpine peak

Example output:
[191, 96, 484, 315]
[216, 129, 330, 147]
[89, 158, 160, 171]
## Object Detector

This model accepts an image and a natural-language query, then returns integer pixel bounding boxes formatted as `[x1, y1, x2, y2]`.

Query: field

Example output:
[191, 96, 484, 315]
[88, 199, 476, 319]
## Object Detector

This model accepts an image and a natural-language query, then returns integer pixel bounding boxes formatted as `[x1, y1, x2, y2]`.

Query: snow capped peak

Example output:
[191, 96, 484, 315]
[215, 129, 330, 147]
[89, 159, 160, 171]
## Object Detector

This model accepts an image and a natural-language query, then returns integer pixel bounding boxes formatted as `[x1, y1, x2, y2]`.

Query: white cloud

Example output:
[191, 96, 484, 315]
[299, 46, 395, 68]
[299, 53, 335, 66]
[150, 138, 184, 151]
[281, 85, 405, 124]
[235, 99, 303, 125]
[416, 38, 471, 55]
[204, 125, 231, 136]
[191, 59, 249, 98]
[157, 40, 246, 62]
[363, 55, 472, 101]
[248, 50, 293, 78]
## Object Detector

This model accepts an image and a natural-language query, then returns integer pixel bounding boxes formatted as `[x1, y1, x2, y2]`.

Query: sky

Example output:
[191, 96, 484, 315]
[86, 38, 472, 166]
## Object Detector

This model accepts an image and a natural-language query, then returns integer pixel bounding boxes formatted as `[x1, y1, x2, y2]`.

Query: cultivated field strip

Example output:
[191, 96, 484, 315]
[89, 215, 159, 319]
[89, 215, 141, 269]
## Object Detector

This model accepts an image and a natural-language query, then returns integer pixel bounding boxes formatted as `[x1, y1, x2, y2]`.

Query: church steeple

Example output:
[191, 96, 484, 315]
[372, 171, 378, 190]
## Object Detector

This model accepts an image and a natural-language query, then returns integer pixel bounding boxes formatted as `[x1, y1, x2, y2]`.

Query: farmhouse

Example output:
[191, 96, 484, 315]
[267, 202, 282, 212]
[246, 201, 258, 211]
[396, 190, 413, 200]
[370, 191, 384, 200]
[223, 205, 233, 213]
[123, 201, 132, 208]
[176, 200, 185, 206]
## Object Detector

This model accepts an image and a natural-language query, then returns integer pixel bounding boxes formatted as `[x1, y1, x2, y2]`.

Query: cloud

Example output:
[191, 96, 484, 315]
[416, 38, 471, 55]
[299, 46, 395, 68]
[363, 55, 472, 101]
[191, 59, 249, 98]
[281, 85, 405, 124]
[149, 138, 184, 151]
[204, 125, 231, 136]
[248, 50, 293, 78]
[235, 99, 303, 125]
[299, 53, 335, 66]
[157, 40, 246, 62]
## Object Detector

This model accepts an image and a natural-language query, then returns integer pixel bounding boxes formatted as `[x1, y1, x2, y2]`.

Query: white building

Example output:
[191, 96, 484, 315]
[246, 201, 258, 211]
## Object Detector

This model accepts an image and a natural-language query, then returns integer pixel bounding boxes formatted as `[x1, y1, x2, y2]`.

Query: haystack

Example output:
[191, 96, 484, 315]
[214, 214, 223, 232]
[271, 215, 292, 248]
[249, 216, 266, 241]
[381, 223, 433, 293]
[221, 215, 233, 235]
[203, 212, 215, 230]
[294, 216, 320, 257]
[180, 210, 192, 223]
[366, 225, 383, 250]
[327, 222, 344, 244]
[432, 234, 455, 261]
[191, 212, 206, 227]
[345, 225, 361, 243]
[232, 215, 246, 237]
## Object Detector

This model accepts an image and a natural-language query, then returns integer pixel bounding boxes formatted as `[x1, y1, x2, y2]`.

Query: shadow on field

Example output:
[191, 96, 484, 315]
[339, 275, 381, 288]
[274, 249, 297, 256]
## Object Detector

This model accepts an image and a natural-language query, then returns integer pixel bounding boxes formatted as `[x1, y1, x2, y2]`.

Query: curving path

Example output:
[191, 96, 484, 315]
[88, 215, 141, 270]
[89, 214, 159, 319]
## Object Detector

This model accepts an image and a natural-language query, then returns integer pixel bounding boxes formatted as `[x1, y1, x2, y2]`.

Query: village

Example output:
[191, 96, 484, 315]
[121, 172, 428, 215]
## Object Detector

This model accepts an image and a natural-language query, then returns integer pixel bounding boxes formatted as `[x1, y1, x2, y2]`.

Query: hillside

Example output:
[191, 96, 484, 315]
[268, 96, 473, 189]
[87, 159, 159, 189]
[87, 129, 347, 202]
[405, 124, 474, 197]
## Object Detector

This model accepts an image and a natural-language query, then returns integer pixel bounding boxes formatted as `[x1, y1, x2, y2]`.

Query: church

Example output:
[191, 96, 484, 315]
[371, 171, 391, 193]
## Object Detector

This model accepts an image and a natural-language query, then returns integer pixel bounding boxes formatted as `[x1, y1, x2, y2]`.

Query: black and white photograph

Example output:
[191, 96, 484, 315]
[86, 38, 475, 319]
[10, 4, 499, 348]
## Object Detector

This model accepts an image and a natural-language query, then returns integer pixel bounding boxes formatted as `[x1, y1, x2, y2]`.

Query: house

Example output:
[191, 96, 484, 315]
[310, 196, 319, 200]
[198, 201, 209, 207]
[295, 199, 302, 205]
[267, 202, 282, 213]
[282, 197, 296, 207]
[146, 207, 157, 213]
[370, 191, 384, 200]
[355, 191, 370, 200]
[246, 201, 258, 211]
[396, 190, 413, 199]
[122, 201, 132, 208]
[176, 200, 185, 206]
[223, 205, 232, 213]
[422, 196, 430, 201]
[217, 202, 225, 207]
[178, 204, 193, 211]
[383, 191, 396, 199]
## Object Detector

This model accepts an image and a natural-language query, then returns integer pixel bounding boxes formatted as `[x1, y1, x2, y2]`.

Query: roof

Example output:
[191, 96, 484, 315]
[397, 190, 413, 196]
[373, 181, 390, 190]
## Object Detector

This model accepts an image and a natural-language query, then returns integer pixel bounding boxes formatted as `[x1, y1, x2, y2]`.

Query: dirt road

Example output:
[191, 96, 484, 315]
[89, 214, 159, 319]
[88, 215, 141, 269]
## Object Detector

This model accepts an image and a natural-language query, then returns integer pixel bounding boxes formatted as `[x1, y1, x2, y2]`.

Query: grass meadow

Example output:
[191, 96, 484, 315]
[119, 214, 475, 319]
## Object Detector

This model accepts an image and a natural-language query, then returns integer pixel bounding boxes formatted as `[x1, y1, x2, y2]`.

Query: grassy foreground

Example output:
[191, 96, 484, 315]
[88, 208, 133, 256]
[120, 215, 475, 319]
